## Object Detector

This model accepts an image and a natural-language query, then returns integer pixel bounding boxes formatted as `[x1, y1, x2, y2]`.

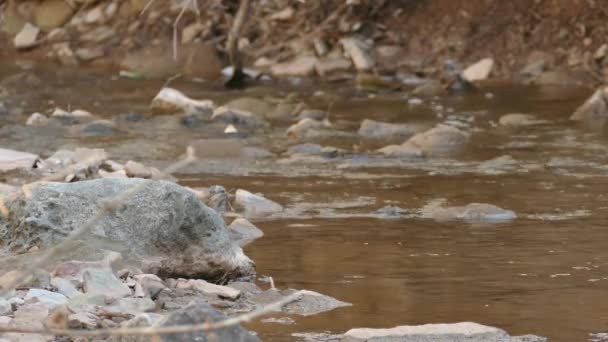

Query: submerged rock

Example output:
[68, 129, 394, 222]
[499, 113, 544, 127]
[421, 200, 516, 222]
[235, 189, 283, 218]
[570, 86, 608, 121]
[1, 178, 254, 282]
[287, 118, 331, 139]
[342, 322, 546, 342]
[358, 119, 417, 142]
[228, 218, 264, 246]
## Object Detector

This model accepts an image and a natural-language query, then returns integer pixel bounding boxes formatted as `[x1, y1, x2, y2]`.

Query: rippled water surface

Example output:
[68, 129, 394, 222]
[2, 61, 608, 342]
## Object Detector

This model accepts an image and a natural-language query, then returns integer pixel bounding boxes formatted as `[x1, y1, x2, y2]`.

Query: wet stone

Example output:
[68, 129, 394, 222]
[342, 322, 546, 342]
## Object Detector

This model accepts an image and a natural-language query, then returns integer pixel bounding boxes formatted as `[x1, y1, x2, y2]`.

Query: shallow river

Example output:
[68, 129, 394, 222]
[1, 61, 607, 342]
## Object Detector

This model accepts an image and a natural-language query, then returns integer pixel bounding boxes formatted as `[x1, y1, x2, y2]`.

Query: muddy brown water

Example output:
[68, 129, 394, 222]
[1, 61, 608, 341]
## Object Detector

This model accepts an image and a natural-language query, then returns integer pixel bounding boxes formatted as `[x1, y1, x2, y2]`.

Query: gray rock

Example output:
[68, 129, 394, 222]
[0, 298, 11, 316]
[67, 293, 106, 314]
[229, 218, 264, 246]
[50, 277, 81, 298]
[154, 301, 260, 342]
[24, 289, 67, 309]
[211, 106, 266, 128]
[570, 86, 608, 121]
[235, 189, 283, 218]
[69, 119, 118, 137]
[179, 278, 241, 300]
[0, 148, 39, 172]
[252, 289, 351, 317]
[110, 297, 156, 315]
[358, 119, 417, 142]
[404, 124, 469, 156]
[82, 268, 132, 301]
[68, 312, 99, 329]
[2, 178, 254, 282]
[133, 274, 165, 299]
[341, 322, 546, 342]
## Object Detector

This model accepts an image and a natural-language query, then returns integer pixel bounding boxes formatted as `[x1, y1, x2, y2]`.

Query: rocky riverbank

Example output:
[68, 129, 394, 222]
[1, 0, 608, 88]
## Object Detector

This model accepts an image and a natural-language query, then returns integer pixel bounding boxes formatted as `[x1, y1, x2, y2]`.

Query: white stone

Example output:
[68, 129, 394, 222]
[0, 148, 39, 172]
[461, 58, 494, 82]
[84, 6, 104, 24]
[224, 124, 238, 133]
[26, 112, 49, 126]
[271, 56, 318, 77]
[270, 7, 295, 21]
[235, 189, 283, 217]
[286, 118, 330, 139]
[150, 87, 215, 116]
[24, 289, 68, 309]
[14, 23, 40, 49]
[340, 37, 374, 71]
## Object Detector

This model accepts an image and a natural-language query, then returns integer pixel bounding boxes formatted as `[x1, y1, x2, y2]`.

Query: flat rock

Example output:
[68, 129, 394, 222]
[235, 189, 283, 218]
[271, 56, 318, 77]
[177, 279, 241, 300]
[252, 289, 351, 317]
[461, 58, 494, 82]
[68, 312, 99, 329]
[150, 87, 215, 117]
[0, 148, 39, 172]
[82, 268, 132, 302]
[358, 119, 417, 142]
[24, 289, 67, 309]
[499, 113, 544, 127]
[342, 322, 546, 342]
[570, 86, 608, 121]
[110, 297, 156, 315]
[229, 218, 264, 246]
[377, 144, 423, 158]
[421, 200, 516, 222]
[405, 124, 469, 156]
[1, 178, 255, 282]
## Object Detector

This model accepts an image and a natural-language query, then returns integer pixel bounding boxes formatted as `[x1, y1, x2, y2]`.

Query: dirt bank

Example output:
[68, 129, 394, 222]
[0, 0, 606, 86]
